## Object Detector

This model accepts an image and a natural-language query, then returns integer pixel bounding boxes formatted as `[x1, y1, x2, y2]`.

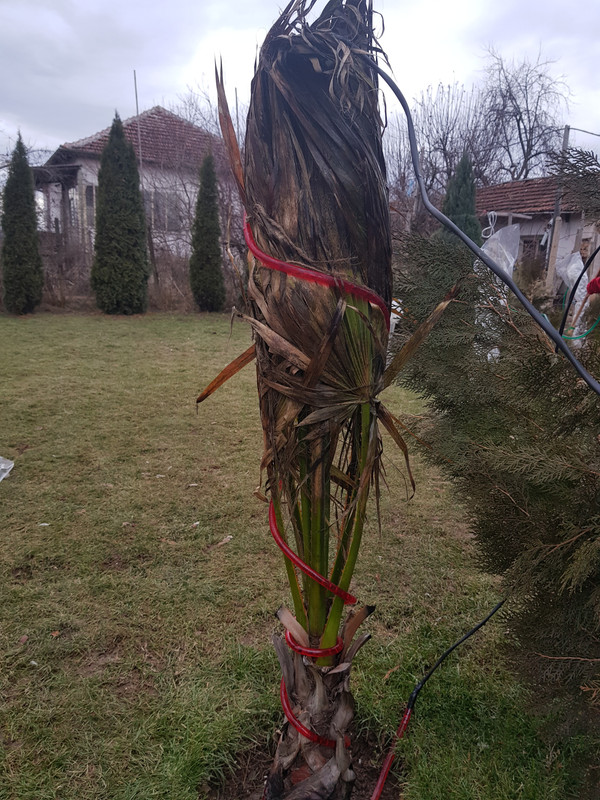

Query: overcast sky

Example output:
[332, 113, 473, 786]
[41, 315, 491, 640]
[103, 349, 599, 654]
[2, 0, 600, 163]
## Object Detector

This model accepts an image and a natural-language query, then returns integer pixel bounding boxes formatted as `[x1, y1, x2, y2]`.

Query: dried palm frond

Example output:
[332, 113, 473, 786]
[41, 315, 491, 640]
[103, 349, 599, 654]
[245, 0, 391, 620]
[245, 0, 391, 302]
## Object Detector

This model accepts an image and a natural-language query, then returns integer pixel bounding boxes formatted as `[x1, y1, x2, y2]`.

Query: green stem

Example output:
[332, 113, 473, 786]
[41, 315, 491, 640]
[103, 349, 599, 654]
[273, 493, 308, 631]
[307, 438, 328, 639]
[299, 438, 312, 598]
[319, 402, 372, 659]
[329, 408, 361, 588]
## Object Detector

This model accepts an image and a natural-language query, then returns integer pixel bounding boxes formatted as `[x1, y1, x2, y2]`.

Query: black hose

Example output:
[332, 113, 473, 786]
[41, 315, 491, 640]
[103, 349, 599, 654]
[369, 599, 506, 800]
[406, 599, 506, 711]
[368, 59, 600, 397]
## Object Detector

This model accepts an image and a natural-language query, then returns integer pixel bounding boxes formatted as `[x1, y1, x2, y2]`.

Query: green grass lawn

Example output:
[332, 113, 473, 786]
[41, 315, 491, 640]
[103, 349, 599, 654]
[0, 312, 593, 799]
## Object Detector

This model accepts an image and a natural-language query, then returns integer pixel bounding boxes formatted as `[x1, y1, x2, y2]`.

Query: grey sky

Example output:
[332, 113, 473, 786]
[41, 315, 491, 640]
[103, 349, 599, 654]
[2, 0, 599, 160]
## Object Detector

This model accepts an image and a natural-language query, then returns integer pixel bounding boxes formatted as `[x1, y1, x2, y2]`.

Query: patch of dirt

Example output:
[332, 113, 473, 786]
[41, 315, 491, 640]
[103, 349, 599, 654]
[11, 555, 68, 582]
[100, 552, 151, 572]
[204, 735, 403, 800]
[113, 667, 158, 700]
[79, 648, 122, 677]
[11, 564, 33, 582]
[101, 554, 129, 571]
[0, 731, 23, 752]
[53, 623, 78, 641]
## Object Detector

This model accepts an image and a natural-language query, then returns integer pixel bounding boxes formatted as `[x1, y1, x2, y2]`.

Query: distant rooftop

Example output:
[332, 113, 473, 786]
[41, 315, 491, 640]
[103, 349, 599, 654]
[476, 176, 578, 216]
[47, 106, 224, 171]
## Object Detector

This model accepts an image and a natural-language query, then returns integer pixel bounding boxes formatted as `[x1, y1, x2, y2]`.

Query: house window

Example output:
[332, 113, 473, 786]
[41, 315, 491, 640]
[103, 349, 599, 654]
[580, 239, 591, 261]
[165, 193, 182, 233]
[143, 190, 153, 224]
[153, 191, 182, 233]
[68, 187, 79, 228]
[35, 190, 47, 230]
[522, 236, 543, 261]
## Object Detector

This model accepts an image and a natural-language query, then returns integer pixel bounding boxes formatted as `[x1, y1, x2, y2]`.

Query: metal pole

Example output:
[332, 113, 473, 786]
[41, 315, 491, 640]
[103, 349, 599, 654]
[133, 70, 144, 190]
[133, 70, 157, 280]
[545, 124, 570, 294]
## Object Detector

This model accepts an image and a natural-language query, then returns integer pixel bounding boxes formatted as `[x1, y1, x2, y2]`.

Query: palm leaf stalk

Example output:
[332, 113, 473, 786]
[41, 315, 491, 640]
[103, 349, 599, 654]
[206, 2, 425, 797]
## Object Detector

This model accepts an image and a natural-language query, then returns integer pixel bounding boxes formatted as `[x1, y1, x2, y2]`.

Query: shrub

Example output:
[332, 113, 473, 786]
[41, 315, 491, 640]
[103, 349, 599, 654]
[91, 114, 148, 314]
[440, 152, 482, 245]
[189, 153, 225, 312]
[393, 233, 600, 687]
[1, 134, 43, 314]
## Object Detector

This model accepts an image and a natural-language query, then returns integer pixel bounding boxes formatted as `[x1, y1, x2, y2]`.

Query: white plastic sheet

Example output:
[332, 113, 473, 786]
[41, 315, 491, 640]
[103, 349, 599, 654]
[556, 252, 587, 305]
[477, 224, 521, 362]
[0, 457, 14, 482]
[481, 224, 521, 279]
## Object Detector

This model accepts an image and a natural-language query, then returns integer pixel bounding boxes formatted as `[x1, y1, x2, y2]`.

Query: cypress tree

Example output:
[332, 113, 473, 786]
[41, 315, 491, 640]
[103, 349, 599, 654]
[189, 153, 224, 312]
[1, 134, 44, 314]
[91, 113, 148, 314]
[441, 152, 482, 245]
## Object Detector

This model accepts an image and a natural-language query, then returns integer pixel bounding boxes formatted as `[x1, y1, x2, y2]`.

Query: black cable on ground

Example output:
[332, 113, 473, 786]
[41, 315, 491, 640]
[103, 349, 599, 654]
[406, 599, 506, 712]
[369, 599, 506, 799]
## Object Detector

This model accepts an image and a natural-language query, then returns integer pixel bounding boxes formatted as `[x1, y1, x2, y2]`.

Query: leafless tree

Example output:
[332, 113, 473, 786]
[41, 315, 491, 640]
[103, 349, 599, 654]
[414, 83, 502, 190]
[171, 85, 222, 137]
[172, 83, 249, 145]
[384, 82, 501, 234]
[483, 48, 569, 181]
[384, 50, 569, 233]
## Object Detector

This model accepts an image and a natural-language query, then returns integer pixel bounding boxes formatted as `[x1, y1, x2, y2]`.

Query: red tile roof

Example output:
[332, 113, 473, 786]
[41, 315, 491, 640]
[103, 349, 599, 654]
[50, 106, 225, 172]
[476, 176, 578, 216]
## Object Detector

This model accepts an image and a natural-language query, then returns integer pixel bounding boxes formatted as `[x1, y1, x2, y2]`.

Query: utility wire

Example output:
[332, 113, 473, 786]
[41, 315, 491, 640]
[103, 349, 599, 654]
[568, 126, 600, 139]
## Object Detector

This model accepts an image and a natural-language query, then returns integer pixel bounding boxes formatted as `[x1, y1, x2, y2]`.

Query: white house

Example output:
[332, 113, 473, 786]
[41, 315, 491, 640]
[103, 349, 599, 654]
[33, 107, 241, 303]
[476, 177, 600, 294]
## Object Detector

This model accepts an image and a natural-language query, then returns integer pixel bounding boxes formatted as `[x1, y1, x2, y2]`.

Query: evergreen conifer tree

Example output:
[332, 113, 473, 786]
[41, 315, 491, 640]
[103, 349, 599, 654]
[392, 234, 600, 691]
[1, 134, 43, 314]
[189, 153, 225, 312]
[91, 113, 148, 314]
[441, 152, 482, 245]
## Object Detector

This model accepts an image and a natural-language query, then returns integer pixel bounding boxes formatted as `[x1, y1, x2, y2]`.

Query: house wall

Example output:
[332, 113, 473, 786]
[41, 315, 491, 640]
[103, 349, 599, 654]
[140, 162, 199, 258]
[37, 154, 244, 308]
[485, 213, 600, 283]
[52, 159, 202, 257]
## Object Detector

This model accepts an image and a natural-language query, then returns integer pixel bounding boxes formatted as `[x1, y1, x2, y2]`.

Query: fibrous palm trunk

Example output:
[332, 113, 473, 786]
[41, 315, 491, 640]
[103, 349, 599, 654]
[220, 2, 392, 797]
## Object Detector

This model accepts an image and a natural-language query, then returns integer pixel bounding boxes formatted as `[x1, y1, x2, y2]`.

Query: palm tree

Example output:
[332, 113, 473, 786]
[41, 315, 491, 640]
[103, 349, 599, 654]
[204, 2, 418, 796]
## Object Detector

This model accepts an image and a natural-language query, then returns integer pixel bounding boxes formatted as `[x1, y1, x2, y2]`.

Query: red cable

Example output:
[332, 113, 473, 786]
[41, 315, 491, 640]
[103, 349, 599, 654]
[369, 708, 412, 800]
[285, 630, 344, 658]
[587, 275, 600, 295]
[269, 499, 357, 751]
[244, 220, 391, 331]
[269, 500, 356, 606]
[280, 678, 351, 749]
[251, 229, 403, 791]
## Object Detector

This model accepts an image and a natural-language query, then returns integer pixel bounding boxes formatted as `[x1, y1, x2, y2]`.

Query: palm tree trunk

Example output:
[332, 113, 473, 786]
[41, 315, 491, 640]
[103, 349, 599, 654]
[265, 637, 357, 799]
